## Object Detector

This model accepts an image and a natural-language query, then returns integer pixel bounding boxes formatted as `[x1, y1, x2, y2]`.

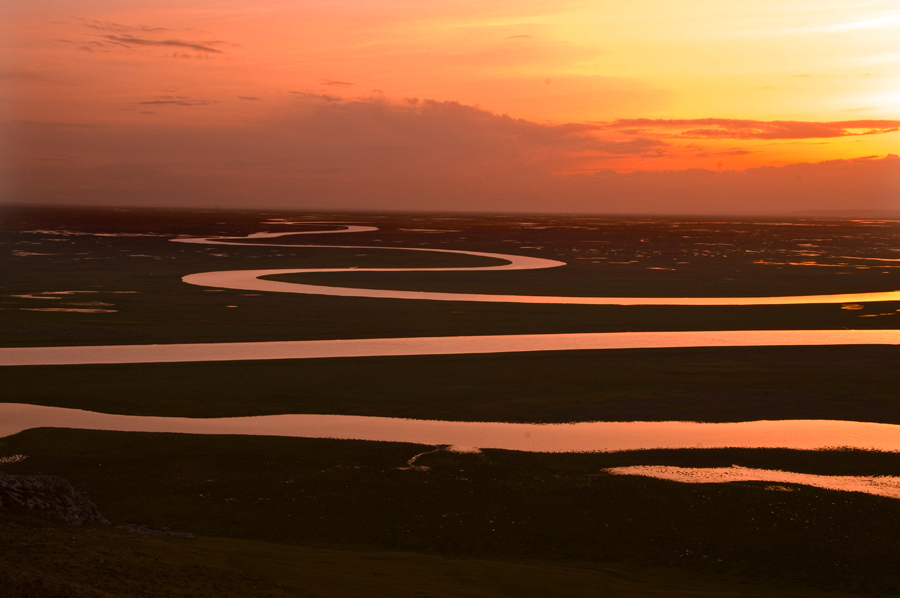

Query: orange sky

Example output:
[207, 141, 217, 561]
[2, 0, 899, 213]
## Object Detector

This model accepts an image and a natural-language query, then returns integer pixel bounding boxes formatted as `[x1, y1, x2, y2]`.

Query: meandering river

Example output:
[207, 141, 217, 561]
[176, 228, 900, 305]
[3, 224, 898, 366]
[3, 403, 899, 498]
[5, 223, 900, 498]
[4, 403, 900, 453]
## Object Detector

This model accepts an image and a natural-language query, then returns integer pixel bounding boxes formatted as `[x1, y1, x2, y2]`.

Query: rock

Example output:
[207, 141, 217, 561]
[0, 473, 108, 525]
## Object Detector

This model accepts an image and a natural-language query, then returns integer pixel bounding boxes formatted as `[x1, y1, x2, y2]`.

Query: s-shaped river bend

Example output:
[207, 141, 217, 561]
[178, 227, 900, 306]
[3, 224, 899, 366]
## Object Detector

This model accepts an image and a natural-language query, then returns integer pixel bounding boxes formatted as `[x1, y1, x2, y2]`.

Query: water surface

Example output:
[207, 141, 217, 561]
[3, 403, 899, 453]
[606, 465, 900, 499]
[2, 329, 898, 366]
[177, 229, 900, 305]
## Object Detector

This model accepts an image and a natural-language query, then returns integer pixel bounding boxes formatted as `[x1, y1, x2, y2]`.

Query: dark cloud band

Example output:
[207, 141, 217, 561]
[608, 118, 900, 140]
[101, 34, 225, 54]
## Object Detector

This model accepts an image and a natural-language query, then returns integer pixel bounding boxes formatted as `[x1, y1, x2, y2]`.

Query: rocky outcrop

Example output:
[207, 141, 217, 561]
[0, 473, 108, 525]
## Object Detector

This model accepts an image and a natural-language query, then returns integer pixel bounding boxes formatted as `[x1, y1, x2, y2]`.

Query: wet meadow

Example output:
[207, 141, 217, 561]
[2, 204, 900, 596]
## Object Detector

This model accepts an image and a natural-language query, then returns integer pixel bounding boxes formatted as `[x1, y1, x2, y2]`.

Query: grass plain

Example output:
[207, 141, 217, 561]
[2, 204, 900, 596]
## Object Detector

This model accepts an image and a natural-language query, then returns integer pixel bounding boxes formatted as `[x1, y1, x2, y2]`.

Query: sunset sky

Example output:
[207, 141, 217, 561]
[3, 0, 899, 214]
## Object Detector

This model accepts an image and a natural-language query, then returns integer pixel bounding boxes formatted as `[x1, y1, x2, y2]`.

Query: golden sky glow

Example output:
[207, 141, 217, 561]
[2, 0, 898, 213]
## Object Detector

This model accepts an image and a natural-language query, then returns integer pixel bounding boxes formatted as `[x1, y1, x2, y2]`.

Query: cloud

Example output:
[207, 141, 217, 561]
[99, 34, 225, 54]
[607, 118, 900, 140]
[59, 20, 230, 56]
[74, 18, 172, 34]
[288, 91, 342, 102]
[5, 97, 898, 215]
[270, 96, 665, 158]
[320, 79, 355, 87]
[717, 148, 752, 156]
[131, 95, 218, 107]
[239, 96, 262, 101]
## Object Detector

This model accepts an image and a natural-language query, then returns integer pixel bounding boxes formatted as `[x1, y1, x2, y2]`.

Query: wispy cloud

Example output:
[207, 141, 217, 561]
[59, 19, 230, 56]
[320, 79, 355, 87]
[809, 10, 900, 33]
[726, 8, 900, 38]
[132, 95, 218, 107]
[607, 118, 900, 140]
[289, 91, 342, 102]
[100, 34, 225, 54]
[74, 18, 172, 34]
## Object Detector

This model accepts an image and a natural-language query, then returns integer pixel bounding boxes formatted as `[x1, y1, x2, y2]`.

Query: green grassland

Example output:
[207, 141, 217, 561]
[2, 205, 900, 596]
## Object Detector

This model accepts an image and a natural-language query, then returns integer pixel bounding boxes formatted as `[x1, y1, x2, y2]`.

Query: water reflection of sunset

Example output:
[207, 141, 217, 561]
[606, 465, 900, 500]
[4, 403, 900, 455]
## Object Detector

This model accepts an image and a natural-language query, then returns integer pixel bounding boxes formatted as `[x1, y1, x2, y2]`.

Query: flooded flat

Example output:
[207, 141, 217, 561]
[606, 465, 900, 499]
[3, 403, 900, 454]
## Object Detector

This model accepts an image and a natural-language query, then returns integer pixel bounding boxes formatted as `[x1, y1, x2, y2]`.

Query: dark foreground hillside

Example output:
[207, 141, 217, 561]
[3, 430, 899, 597]
[0, 513, 862, 598]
